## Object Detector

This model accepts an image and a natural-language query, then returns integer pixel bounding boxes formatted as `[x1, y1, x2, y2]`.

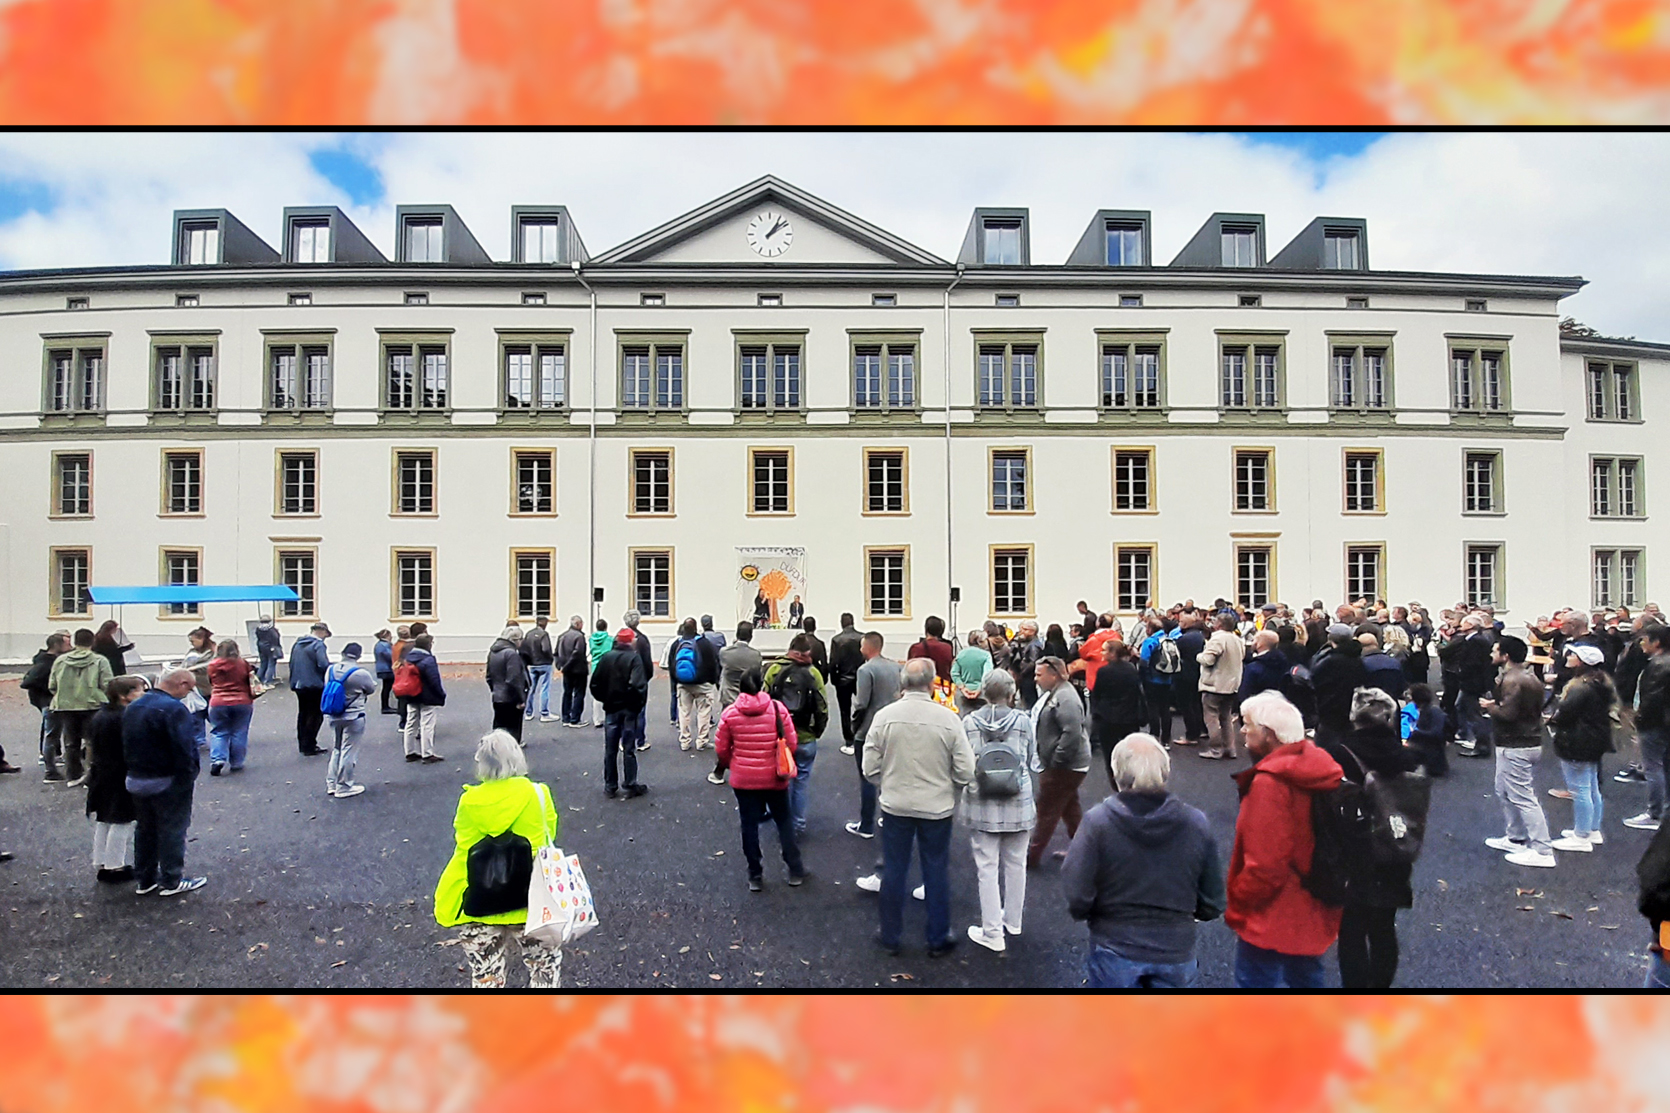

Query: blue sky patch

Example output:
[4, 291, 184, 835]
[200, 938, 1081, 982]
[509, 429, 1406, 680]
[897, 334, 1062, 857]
[309, 147, 385, 207]
[0, 177, 55, 222]
[1240, 131, 1387, 162]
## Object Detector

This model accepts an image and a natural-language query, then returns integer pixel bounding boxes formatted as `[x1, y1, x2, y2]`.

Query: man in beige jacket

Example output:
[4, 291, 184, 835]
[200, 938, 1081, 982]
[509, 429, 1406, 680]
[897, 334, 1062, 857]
[1197, 613, 1247, 760]
[862, 657, 977, 957]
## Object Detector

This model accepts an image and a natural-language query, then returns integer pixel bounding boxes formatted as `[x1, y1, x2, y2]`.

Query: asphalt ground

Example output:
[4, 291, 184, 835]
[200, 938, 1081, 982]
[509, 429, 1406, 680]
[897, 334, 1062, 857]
[0, 670, 1657, 988]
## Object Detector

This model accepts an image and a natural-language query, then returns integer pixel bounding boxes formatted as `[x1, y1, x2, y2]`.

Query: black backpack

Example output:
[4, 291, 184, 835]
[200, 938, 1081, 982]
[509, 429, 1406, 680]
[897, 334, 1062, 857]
[462, 829, 533, 917]
[1303, 779, 1367, 908]
[770, 664, 820, 733]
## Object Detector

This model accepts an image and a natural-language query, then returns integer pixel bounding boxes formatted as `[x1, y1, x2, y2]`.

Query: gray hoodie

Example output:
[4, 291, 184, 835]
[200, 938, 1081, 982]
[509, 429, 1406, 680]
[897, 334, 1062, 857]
[324, 659, 378, 719]
[957, 704, 1037, 833]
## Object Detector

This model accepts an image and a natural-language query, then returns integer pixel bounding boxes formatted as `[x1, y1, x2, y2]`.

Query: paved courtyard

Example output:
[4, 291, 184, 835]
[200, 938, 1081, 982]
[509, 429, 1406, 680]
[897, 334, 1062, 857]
[0, 670, 1657, 988]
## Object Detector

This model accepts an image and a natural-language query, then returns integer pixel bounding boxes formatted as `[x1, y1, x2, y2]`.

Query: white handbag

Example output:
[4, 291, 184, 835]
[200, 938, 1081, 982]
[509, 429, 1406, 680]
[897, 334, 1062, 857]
[523, 783, 600, 947]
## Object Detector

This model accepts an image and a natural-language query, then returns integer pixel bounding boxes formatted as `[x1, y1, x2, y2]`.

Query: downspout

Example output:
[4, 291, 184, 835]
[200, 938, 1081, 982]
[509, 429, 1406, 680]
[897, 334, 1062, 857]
[572, 260, 598, 631]
[943, 263, 964, 629]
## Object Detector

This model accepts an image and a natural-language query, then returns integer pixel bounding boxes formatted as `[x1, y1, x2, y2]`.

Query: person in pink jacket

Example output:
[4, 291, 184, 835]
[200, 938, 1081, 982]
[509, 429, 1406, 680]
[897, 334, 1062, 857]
[715, 670, 807, 892]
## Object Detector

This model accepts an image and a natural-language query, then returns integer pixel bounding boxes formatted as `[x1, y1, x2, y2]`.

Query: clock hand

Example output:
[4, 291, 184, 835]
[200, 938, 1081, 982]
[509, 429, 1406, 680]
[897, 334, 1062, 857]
[767, 218, 786, 238]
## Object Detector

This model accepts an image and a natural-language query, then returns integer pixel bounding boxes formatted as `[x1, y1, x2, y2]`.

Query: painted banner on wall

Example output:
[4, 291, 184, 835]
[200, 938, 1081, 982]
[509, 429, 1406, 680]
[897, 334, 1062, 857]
[738, 547, 807, 630]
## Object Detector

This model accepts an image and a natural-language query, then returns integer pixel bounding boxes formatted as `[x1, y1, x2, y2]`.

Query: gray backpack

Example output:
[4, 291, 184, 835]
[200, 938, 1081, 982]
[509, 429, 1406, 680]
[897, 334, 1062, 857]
[975, 738, 1024, 798]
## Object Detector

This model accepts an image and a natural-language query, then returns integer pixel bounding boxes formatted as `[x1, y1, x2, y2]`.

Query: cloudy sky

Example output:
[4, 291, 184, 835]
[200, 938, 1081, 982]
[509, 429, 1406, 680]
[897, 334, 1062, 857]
[0, 131, 1663, 338]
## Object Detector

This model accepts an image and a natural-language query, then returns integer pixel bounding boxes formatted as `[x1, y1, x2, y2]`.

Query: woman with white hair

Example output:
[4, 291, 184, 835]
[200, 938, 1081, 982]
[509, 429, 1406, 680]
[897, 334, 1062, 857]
[1062, 731, 1224, 987]
[959, 668, 1037, 952]
[485, 626, 530, 744]
[434, 730, 564, 988]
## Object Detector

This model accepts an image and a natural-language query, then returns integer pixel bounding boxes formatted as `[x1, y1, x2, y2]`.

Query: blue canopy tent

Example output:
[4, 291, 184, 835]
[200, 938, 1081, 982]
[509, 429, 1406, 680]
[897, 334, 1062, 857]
[84, 586, 301, 671]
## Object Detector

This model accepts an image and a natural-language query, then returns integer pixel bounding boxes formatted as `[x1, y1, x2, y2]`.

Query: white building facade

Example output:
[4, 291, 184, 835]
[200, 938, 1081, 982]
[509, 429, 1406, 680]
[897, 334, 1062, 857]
[0, 177, 1660, 659]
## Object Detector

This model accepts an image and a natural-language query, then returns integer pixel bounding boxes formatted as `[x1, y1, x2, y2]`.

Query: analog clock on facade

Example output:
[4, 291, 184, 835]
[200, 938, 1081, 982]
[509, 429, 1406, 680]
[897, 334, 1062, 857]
[745, 211, 793, 257]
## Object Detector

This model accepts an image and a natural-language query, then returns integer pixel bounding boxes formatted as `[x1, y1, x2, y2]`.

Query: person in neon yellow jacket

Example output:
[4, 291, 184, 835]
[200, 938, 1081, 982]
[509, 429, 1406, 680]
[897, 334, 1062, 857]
[435, 730, 562, 988]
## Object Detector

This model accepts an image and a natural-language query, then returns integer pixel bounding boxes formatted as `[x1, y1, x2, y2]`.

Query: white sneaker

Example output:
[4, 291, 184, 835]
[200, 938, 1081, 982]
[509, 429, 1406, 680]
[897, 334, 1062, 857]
[1562, 828, 1604, 845]
[540, 715, 559, 723]
[1004, 923, 1023, 937]
[844, 821, 874, 840]
[1485, 836, 1527, 853]
[912, 884, 925, 901]
[333, 784, 366, 799]
[1504, 848, 1557, 868]
[854, 873, 881, 893]
[840, 744, 855, 756]
[1623, 812, 1663, 831]
[705, 771, 726, 785]
[159, 876, 208, 895]
[967, 925, 1006, 953]
[1550, 835, 1594, 853]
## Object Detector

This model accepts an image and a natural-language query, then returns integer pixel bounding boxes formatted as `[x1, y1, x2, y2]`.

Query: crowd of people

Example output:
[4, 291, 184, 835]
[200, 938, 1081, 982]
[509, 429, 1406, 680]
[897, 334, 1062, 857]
[7, 592, 1670, 990]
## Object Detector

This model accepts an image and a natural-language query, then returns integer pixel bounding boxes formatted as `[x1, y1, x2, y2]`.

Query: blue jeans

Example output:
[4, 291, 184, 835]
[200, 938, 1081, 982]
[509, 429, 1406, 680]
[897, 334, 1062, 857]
[1647, 950, 1670, 990]
[133, 779, 194, 890]
[207, 703, 253, 769]
[789, 737, 818, 833]
[526, 665, 553, 717]
[1457, 694, 1492, 752]
[39, 706, 55, 762]
[1640, 728, 1668, 820]
[1233, 938, 1328, 988]
[1086, 945, 1198, 989]
[878, 812, 953, 950]
[257, 651, 279, 686]
[604, 710, 641, 792]
[853, 741, 878, 834]
[1559, 759, 1603, 835]
[635, 706, 647, 749]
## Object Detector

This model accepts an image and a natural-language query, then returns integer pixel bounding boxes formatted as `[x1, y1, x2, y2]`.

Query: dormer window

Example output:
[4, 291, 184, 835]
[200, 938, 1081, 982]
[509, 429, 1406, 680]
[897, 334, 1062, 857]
[1105, 221, 1144, 266]
[289, 292, 312, 306]
[404, 292, 429, 306]
[1322, 229, 1360, 269]
[1221, 225, 1258, 267]
[983, 219, 1023, 265]
[181, 222, 220, 265]
[641, 293, 665, 307]
[1238, 294, 1262, 308]
[404, 218, 443, 263]
[758, 293, 782, 307]
[176, 294, 199, 308]
[521, 219, 560, 263]
[291, 220, 331, 263]
[522, 292, 546, 306]
[66, 296, 89, 310]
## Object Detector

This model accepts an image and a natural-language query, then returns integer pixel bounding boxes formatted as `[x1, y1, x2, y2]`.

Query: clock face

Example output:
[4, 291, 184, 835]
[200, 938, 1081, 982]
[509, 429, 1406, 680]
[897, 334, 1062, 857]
[745, 210, 793, 258]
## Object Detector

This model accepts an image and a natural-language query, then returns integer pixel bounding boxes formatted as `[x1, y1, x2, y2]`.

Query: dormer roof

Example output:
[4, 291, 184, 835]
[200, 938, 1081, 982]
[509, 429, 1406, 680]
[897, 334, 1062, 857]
[280, 206, 386, 264]
[170, 209, 279, 266]
[393, 205, 490, 264]
[1169, 212, 1267, 268]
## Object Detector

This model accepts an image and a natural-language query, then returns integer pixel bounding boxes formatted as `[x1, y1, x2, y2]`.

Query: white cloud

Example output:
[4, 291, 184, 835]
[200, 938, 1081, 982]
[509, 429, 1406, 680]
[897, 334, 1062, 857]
[0, 131, 1665, 339]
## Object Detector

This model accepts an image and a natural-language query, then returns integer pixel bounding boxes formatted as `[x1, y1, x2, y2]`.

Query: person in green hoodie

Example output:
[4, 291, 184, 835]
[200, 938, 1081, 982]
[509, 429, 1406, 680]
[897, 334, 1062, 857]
[587, 618, 613, 728]
[434, 729, 563, 988]
[47, 628, 113, 785]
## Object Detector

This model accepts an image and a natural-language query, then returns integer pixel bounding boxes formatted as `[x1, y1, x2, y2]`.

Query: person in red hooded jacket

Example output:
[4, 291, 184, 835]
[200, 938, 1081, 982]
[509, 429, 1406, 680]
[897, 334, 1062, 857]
[1226, 689, 1345, 988]
[1072, 614, 1124, 693]
[715, 669, 807, 893]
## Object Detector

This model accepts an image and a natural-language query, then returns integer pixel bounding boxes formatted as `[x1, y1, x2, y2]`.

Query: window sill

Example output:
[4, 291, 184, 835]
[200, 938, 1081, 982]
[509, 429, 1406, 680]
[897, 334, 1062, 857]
[1584, 417, 1646, 425]
[39, 412, 107, 426]
[1097, 408, 1169, 420]
[1231, 508, 1278, 515]
[156, 613, 207, 622]
[47, 514, 94, 521]
[380, 410, 454, 423]
[616, 410, 691, 426]
[390, 512, 441, 519]
[509, 512, 559, 519]
[861, 510, 912, 518]
[1461, 510, 1507, 518]
[988, 509, 1036, 517]
[1342, 510, 1389, 517]
[47, 613, 93, 622]
[264, 409, 337, 424]
[499, 407, 570, 420]
[745, 511, 796, 518]
[149, 411, 220, 425]
[625, 512, 676, 519]
[1326, 409, 1396, 421]
[274, 513, 322, 520]
[735, 410, 808, 423]
[1112, 508, 1159, 515]
[1589, 515, 1648, 522]
[159, 512, 207, 519]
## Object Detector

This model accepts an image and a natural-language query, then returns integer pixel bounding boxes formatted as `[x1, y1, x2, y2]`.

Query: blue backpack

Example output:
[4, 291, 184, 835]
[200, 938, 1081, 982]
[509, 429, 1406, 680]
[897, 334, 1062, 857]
[673, 639, 701, 684]
[320, 664, 361, 716]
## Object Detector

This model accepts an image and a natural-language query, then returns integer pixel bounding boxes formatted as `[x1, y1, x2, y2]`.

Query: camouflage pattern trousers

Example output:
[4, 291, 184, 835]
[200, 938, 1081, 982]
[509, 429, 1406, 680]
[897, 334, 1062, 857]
[455, 922, 562, 989]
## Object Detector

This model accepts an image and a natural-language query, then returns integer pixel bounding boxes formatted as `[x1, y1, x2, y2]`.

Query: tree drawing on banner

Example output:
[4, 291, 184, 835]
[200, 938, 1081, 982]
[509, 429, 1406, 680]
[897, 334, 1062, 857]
[758, 567, 792, 628]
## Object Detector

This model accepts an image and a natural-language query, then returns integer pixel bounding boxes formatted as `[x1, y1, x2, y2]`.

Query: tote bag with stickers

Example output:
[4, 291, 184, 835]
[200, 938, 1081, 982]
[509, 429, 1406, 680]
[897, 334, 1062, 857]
[522, 782, 600, 947]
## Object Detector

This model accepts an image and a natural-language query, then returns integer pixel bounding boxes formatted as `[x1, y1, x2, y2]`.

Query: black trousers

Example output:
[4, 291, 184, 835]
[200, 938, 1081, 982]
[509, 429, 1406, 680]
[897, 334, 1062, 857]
[562, 666, 588, 723]
[1017, 671, 1038, 710]
[492, 700, 524, 743]
[734, 788, 804, 880]
[1177, 685, 1207, 741]
[1338, 903, 1400, 988]
[834, 680, 856, 745]
[295, 687, 324, 752]
[133, 780, 194, 890]
[379, 675, 394, 712]
[1096, 720, 1144, 787]
[1144, 684, 1174, 745]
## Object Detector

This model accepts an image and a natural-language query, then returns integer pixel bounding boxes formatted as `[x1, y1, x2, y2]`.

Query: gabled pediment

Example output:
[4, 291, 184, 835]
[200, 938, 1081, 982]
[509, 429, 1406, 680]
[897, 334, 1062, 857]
[591, 176, 947, 268]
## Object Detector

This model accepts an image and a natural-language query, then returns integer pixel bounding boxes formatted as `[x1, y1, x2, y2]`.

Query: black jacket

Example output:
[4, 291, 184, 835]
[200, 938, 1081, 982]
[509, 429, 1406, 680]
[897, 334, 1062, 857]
[590, 646, 647, 713]
[803, 633, 829, 680]
[1616, 624, 1662, 703]
[1361, 651, 1407, 702]
[1637, 654, 1670, 734]
[20, 649, 57, 710]
[86, 705, 135, 823]
[829, 626, 865, 687]
[1440, 631, 1496, 694]
[1549, 671, 1617, 763]
[1173, 628, 1206, 691]
[1311, 642, 1368, 735]
[122, 689, 201, 784]
[1238, 649, 1289, 705]
[1320, 724, 1424, 909]
[1089, 660, 1146, 728]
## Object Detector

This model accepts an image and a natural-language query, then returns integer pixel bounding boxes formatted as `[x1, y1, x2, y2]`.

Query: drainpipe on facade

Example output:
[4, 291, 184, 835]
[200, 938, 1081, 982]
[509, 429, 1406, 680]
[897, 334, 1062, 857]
[572, 260, 599, 631]
[943, 263, 964, 631]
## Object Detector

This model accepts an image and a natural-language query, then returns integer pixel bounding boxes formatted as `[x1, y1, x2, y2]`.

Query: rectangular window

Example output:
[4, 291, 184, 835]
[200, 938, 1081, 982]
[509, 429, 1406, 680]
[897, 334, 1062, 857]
[758, 293, 782, 307]
[990, 449, 1029, 513]
[983, 220, 1022, 265]
[162, 450, 203, 515]
[1463, 451, 1501, 513]
[269, 344, 331, 410]
[632, 550, 673, 618]
[45, 346, 104, 413]
[512, 550, 554, 621]
[513, 450, 555, 515]
[163, 549, 201, 616]
[1331, 349, 1355, 407]
[1239, 294, 1262, 308]
[1327, 343, 1391, 411]
[1105, 221, 1143, 266]
[1236, 545, 1275, 608]
[640, 293, 665, 306]
[1115, 545, 1156, 613]
[175, 294, 199, 308]
[1323, 230, 1360, 269]
[1344, 451, 1382, 513]
[1220, 342, 1282, 409]
[404, 292, 429, 306]
[620, 342, 683, 410]
[1113, 448, 1154, 512]
[992, 547, 1032, 616]
[53, 452, 92, 517]
[864, 449, 908, 514]
[66, 296, 89, 310]
[1345, 545, 1383, 604]
[405, 219, 443, 262]
[156, 346, 216, 411]
[276, 549, 317, 618]
[1234, 449, 1272, 512]
[853, 341, 917, 409]
[393, 550, 435, 619]
[1465, 544, 1501, 608]
[1346, 296, 1370, 309]
[1100, 341, 1162, 410]
[630, 449, 673, 515]
[394, 450, 436, 515]
[1586, 361, 1639, 422]
[183, 223, 219, 265]
[522, 220, 560, 263]
[865, 548, 909, 619]
[976, 340, 1040, 409]
[738, 341, 802, 412]
[292, 222, 330, 263]
[503, 343, 566, 409]
[277, 451, 318, 515]
[872, 293, 897, 307]
[51, 547, 91, 618]
[1450, 344, 1509, 412]
[385, 343, 449, 410]
[995, 294, 1020, 308]
[1592, 456, 1644, 517]
[289, 293, 312, 306]
[1120, 294, 1143, 308]
[1221, 225, 1258, 267]
[1589, 362, 1608, 420]
[523, 292, 546, 306]
[749, 448, 793, 514]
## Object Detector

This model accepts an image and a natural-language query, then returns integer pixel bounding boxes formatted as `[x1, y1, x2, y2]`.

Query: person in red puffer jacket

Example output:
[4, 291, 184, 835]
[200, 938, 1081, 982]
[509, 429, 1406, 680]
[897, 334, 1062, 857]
[1226, 689, 1345, 988]
[715, 669, 807, 892]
